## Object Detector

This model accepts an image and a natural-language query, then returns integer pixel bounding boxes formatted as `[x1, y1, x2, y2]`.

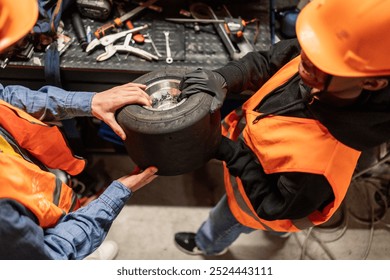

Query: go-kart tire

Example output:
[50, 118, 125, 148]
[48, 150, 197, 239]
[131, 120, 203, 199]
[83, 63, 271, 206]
[116, 68, 221, 176]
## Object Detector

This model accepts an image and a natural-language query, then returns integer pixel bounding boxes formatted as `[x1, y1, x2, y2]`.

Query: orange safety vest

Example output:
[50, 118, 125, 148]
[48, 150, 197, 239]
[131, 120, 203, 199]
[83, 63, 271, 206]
[0, 100, 86, 228]
[221, 56, 361, 232]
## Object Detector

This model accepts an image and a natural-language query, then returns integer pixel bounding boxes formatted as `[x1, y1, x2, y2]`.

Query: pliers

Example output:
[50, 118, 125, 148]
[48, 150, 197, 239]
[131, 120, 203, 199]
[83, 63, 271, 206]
[86, 24, 157, 62]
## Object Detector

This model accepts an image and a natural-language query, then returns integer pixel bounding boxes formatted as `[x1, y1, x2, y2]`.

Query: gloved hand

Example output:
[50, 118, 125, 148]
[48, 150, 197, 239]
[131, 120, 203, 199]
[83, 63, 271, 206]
[177, 68, 227, 113]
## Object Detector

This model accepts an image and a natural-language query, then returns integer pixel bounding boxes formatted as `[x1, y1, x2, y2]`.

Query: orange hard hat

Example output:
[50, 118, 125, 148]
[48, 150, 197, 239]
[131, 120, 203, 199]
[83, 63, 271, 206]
[296, 0, 390, 77]
[0, 0, 38, 52]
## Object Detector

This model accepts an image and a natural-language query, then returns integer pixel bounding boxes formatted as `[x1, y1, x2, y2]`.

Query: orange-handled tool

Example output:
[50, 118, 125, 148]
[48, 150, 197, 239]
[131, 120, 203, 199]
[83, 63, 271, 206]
[124, 20, 145, 43]
[117, 4, 145, 44]
[94, 0, 159, 39]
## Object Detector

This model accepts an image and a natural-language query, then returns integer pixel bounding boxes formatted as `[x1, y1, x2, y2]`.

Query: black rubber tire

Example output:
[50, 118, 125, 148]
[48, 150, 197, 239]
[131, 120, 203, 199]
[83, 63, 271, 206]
[116, 68, 221, 176]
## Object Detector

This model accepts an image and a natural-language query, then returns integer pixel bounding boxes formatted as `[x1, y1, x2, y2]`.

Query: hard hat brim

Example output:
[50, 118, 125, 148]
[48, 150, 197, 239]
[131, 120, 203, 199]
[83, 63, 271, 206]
[296, 0, 383, 78]
[0, 0, 39, 52]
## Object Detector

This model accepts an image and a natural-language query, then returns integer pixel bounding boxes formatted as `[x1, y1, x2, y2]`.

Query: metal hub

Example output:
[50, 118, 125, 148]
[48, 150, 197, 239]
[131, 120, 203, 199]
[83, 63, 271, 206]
[144, 79, 185, 111]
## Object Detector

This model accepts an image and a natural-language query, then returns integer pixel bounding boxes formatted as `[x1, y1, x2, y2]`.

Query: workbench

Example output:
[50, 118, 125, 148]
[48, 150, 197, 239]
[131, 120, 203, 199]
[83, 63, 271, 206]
[0, 0, 271, 91]
[0, 0, 272, 153]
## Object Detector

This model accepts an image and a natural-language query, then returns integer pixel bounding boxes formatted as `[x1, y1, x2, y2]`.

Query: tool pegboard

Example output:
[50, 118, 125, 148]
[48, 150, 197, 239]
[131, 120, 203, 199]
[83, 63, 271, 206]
[1, 0, 271, 90]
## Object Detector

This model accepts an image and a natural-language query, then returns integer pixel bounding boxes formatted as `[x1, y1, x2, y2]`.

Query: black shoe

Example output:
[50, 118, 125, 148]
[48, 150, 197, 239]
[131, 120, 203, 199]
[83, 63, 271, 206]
[174, 232, 228, 256]
[174, 232, 204, 255]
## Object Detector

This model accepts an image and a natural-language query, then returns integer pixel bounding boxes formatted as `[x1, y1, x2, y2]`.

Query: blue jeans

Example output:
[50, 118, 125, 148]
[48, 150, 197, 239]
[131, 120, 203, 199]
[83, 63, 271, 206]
[195, 195, 255, 255]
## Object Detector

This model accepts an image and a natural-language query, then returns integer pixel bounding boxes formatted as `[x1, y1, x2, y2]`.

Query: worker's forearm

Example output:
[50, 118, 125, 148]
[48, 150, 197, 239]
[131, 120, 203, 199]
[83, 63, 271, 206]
[43, 181, 132, 260]
[0, 83, 95, 121]
[214, 38, 301, 94]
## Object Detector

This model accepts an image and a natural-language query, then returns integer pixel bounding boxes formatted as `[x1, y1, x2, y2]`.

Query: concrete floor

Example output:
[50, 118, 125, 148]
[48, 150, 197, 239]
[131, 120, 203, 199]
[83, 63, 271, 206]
[86, 153, 390, 260]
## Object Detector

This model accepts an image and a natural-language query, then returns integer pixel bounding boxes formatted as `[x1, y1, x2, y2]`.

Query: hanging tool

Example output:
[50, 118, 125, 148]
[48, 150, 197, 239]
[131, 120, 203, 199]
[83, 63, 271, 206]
[94, 0, 159, 39]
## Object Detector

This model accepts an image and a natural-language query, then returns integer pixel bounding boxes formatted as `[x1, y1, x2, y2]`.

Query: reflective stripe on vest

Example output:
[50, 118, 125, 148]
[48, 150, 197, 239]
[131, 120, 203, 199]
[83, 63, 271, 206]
[0, 153, 80, 227]
[222, 56, 361, 232]
[0, 100, 85, 175]
[0, 100, 84, 227]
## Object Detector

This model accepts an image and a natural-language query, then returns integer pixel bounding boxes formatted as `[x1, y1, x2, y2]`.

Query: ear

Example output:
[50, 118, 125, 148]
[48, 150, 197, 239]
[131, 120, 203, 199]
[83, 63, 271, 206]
[361, 78, 389, 91]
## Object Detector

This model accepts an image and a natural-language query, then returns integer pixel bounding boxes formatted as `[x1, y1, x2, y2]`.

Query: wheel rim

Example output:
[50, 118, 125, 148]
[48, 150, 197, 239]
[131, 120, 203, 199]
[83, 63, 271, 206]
[143, 79, 186, 111]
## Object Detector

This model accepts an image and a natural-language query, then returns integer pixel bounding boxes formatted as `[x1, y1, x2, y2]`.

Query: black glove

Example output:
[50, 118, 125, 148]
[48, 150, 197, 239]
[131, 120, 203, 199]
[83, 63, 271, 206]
[178, 68, 227, 113]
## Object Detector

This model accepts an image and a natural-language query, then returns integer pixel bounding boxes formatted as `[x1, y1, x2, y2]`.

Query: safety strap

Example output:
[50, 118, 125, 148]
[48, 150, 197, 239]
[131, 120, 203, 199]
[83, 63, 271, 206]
[44, 41, 61, 87]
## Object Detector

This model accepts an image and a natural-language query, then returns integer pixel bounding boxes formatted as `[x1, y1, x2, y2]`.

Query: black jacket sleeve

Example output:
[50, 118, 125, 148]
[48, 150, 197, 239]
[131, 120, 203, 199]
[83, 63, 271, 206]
[216, 137, 334, 221]
[213, 39, 301, 94]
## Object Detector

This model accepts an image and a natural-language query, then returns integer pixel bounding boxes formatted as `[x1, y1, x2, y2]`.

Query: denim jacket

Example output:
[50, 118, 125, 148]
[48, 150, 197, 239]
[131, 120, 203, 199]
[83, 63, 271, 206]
[0, 84, 132, 259]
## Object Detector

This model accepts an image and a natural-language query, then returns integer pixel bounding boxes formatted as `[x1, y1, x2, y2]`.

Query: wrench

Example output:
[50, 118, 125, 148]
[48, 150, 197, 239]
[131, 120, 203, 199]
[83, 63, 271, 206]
[163, 31, 173, 64]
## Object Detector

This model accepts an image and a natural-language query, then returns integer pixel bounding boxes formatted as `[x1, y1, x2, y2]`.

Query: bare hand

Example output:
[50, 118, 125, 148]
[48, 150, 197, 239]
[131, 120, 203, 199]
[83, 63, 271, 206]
[91, 82, 152, 140]
[117, 166, 158, 192]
